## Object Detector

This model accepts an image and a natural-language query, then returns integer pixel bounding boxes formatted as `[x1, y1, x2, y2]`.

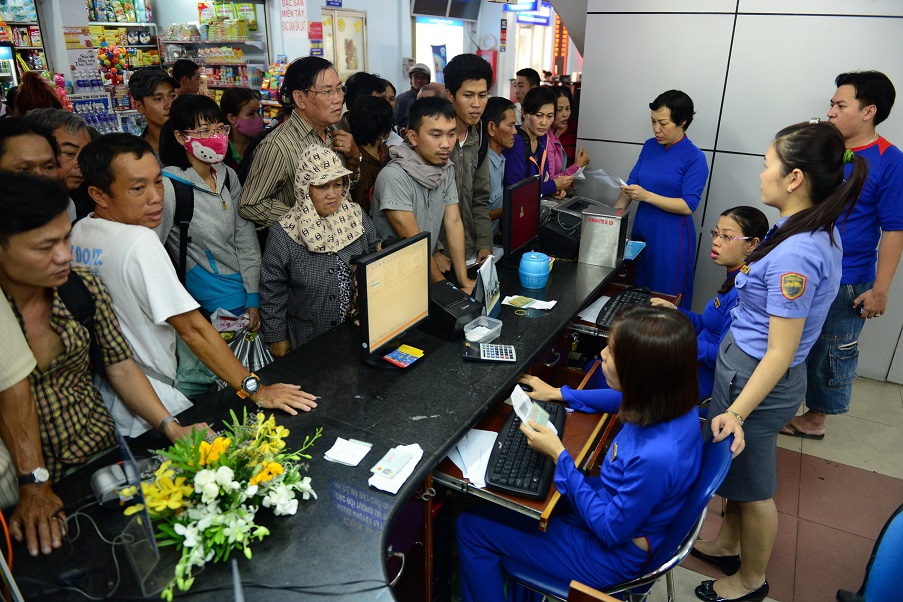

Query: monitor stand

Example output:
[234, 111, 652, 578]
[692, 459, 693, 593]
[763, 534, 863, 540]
[360, 338, 422, 371]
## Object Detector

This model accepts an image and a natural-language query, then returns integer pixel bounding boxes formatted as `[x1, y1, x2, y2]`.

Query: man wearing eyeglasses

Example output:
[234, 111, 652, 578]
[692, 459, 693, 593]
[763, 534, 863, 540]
[239, 57, 362, 232]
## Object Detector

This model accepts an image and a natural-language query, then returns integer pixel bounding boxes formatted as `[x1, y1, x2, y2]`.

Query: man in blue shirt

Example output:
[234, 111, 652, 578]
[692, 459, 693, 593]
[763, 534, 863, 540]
[785, 71, 903, 439]
[482, 97, 517, 235]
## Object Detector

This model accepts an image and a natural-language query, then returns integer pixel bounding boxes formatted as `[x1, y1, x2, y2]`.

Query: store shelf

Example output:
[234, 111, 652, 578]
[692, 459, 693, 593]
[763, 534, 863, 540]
[261, 99, 282, 106]
[120, 44, 157, 48]
[6, 21, 38, 26]
[160, 38, 266, 49]
[15, 46, 43, 50]
[90, 21, 156, 27]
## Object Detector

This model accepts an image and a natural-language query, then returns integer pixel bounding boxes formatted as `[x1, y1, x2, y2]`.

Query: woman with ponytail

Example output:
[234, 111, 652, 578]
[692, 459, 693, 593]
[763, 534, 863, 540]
[693, 122, 867, 602]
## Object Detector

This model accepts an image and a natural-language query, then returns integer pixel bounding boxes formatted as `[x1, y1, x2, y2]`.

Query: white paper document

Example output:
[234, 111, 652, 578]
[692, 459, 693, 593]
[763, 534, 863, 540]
[585, 167, 628, 189]
[448, 429, 497, 489]
[324, 437, 373, 466]
[368, 443, 424, 494]
[467, 245, 505, 268]
[577, 295, 611, 323]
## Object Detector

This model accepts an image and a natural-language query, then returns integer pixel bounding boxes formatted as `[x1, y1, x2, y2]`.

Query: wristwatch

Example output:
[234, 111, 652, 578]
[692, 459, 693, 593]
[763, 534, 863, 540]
[237, 373, 261, 399]
[18, 467, 50, 486]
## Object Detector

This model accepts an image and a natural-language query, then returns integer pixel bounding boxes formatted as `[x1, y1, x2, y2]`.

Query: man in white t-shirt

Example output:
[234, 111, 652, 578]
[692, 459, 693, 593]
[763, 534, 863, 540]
[71, 133, 318, 424]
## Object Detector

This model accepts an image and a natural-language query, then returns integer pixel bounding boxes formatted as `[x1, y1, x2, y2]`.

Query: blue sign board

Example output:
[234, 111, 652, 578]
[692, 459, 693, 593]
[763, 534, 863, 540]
[503, 1, 538, 12]
[516, 1, 552, 26]
[326, 0, 342, 6]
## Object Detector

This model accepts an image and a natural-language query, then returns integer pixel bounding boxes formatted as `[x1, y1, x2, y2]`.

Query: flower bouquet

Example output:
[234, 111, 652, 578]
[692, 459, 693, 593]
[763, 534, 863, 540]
[123, 409, 322, 600]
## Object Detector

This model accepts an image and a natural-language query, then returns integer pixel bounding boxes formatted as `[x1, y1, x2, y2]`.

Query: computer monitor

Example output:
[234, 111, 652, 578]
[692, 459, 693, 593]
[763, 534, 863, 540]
[502, 174, 541, 259]
[357, 232, 431, 368]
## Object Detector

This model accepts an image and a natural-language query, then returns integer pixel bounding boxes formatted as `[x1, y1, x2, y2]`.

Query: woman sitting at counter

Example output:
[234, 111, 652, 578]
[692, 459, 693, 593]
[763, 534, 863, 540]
[260, 145, 380, 357]
[457, 305, 702, 601]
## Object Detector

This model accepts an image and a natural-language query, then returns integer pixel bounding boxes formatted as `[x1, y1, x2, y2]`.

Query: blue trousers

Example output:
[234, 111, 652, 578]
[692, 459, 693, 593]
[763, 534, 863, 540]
[457, 504, 648, 602]
[805, 282, 870, 415]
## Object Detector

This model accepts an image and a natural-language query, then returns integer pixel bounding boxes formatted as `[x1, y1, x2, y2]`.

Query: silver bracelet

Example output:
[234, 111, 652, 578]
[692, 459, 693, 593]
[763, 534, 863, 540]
[158, 415, 181, 433]
[723, 409, 745, 426]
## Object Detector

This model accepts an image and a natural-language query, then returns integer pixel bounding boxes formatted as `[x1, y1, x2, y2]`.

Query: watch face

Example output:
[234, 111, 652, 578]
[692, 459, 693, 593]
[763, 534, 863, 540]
[244, 376, 260, 394]
[35, 467, 49, 482]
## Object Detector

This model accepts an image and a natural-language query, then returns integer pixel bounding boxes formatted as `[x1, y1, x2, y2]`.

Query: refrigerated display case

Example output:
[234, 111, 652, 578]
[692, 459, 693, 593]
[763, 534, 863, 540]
[0, 43, 20, 102]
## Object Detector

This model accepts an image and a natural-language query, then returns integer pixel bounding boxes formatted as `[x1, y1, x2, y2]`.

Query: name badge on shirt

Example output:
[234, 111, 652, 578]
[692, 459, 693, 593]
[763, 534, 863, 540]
[713, 297, 721, 309]
[610, 442, 618, 463]
[781, 272, 807, 300]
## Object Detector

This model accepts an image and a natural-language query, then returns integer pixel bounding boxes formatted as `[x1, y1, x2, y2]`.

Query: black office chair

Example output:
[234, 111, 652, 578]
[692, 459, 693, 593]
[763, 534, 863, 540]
[502, 435, 734, 602]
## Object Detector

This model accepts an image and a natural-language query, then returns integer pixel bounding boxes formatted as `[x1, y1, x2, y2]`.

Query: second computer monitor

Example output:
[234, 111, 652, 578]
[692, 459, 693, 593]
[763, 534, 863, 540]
[502, 174, 541, 258]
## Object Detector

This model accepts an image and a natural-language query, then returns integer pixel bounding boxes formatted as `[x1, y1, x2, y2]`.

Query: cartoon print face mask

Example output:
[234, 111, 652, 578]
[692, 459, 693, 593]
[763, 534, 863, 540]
[183, 134, 228, 164]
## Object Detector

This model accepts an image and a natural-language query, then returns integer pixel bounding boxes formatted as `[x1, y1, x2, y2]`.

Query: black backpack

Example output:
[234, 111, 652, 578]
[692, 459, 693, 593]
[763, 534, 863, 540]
[165, 171, 237, 284]
[57, 271, 103, 373]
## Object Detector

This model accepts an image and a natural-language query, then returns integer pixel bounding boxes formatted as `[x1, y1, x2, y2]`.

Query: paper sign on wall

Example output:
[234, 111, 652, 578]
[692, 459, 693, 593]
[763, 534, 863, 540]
[281, 0, 307, 40]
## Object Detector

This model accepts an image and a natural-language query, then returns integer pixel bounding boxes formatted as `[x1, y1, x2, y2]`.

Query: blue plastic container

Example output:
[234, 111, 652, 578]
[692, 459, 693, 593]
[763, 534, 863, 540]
[519, 252, 552, 289]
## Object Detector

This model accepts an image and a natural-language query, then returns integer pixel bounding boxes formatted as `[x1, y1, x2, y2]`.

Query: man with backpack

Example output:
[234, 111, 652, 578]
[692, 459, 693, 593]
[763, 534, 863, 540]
[0, 173, 207, 504]
[70, 134, 318, 417]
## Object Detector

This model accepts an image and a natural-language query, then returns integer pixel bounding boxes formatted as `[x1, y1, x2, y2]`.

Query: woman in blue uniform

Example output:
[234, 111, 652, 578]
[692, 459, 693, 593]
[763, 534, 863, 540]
[694, 122, 867, 602]
[615, 90, 708, 309]
[520, 207, 767, 408]
[652, 206, 769, 399]
[457, 305, 702, 601]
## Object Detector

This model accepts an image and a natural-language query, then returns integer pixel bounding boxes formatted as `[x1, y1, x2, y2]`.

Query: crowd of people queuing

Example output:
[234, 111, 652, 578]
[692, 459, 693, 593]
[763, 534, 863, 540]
[0, 50, 899, 602]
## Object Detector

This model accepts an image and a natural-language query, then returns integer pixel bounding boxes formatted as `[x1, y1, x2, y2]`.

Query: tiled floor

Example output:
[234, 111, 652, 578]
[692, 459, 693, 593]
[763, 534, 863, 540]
[650, 377, 903, 602]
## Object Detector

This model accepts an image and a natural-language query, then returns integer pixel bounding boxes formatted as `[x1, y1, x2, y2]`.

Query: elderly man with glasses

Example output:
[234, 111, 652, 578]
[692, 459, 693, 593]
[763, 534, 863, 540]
[239, 57, 361, 234]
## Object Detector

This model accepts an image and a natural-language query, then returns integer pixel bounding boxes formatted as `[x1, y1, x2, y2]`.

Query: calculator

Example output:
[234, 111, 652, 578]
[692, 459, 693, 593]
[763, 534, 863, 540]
[462, 342, 517, 362]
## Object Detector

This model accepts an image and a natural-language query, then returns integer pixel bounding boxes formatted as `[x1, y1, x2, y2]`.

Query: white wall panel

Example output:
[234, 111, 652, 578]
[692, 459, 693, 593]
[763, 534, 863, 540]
[690, 153, 780, 313]
[580, 13, 734, 149]
[719, 14, 903, 154]
[588, 0, 737, 13]
[738, 0, 903, 17]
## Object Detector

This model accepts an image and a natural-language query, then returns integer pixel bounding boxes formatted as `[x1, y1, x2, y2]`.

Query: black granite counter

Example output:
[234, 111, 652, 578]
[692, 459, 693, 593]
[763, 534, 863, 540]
[12, 259, 615, 601]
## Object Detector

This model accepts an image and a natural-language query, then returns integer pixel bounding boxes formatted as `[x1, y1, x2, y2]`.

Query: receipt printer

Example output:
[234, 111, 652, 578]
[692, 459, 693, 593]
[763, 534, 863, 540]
[421, 280, 482, 340]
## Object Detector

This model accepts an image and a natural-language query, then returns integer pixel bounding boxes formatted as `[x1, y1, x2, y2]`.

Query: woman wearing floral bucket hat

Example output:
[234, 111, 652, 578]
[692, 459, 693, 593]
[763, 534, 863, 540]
[260, 145, 380, 356]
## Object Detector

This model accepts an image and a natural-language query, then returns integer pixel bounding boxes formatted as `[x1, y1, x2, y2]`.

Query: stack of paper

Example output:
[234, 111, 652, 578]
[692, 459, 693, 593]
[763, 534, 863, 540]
[447, 429, 498, 489]
[324, 437, 373, 466]
[368, 443, 423, 494]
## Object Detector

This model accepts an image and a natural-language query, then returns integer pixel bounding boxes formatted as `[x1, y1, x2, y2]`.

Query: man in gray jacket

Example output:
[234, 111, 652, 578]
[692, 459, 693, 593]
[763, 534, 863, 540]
[440, 54, 494, 268]
[371, 97, 475, 293]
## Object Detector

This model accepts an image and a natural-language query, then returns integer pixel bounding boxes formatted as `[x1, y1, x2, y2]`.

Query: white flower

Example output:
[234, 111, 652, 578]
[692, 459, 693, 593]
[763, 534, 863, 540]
[294, 476, 318, 501]
[214, 466, 235, 488]
[262, 484, 298, 516]
[173, 522, 200, 548]
[201, 482, 220, 503]
[244, 484, 258, 498]
[194, 469, 216, 494]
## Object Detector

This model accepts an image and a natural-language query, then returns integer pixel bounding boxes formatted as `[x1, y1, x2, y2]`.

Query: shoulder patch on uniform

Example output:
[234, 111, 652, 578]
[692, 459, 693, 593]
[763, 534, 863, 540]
[740, 265, 750, 274]
[713, 297, 721, 309]
[781, 272, 807, 300]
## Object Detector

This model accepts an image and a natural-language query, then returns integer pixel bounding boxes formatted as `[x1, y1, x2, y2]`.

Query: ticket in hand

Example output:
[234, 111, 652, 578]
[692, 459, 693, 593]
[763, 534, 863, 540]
[510, 385, 558, 435]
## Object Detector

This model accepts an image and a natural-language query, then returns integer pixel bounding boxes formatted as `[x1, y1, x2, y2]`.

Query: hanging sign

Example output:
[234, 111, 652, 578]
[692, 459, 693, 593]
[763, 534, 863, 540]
[280, 0, 307, 40]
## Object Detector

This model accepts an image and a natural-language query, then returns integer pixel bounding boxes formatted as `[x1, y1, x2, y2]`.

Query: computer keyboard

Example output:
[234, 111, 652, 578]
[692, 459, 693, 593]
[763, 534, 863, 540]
[595, 288, 651, 329]
[485, 400, 567, 500]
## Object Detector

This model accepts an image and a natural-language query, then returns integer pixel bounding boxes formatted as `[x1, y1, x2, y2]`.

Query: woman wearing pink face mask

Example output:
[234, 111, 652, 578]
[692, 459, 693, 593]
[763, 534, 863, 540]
[220, 87, 264, 173]
[157, 94, 263, 330]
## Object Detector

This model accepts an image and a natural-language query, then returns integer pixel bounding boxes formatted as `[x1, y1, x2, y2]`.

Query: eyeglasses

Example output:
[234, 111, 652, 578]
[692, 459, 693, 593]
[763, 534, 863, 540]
[709, 229, 752, 243]
[182, 125, 230, 138]
[304, 85, 347, 98]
